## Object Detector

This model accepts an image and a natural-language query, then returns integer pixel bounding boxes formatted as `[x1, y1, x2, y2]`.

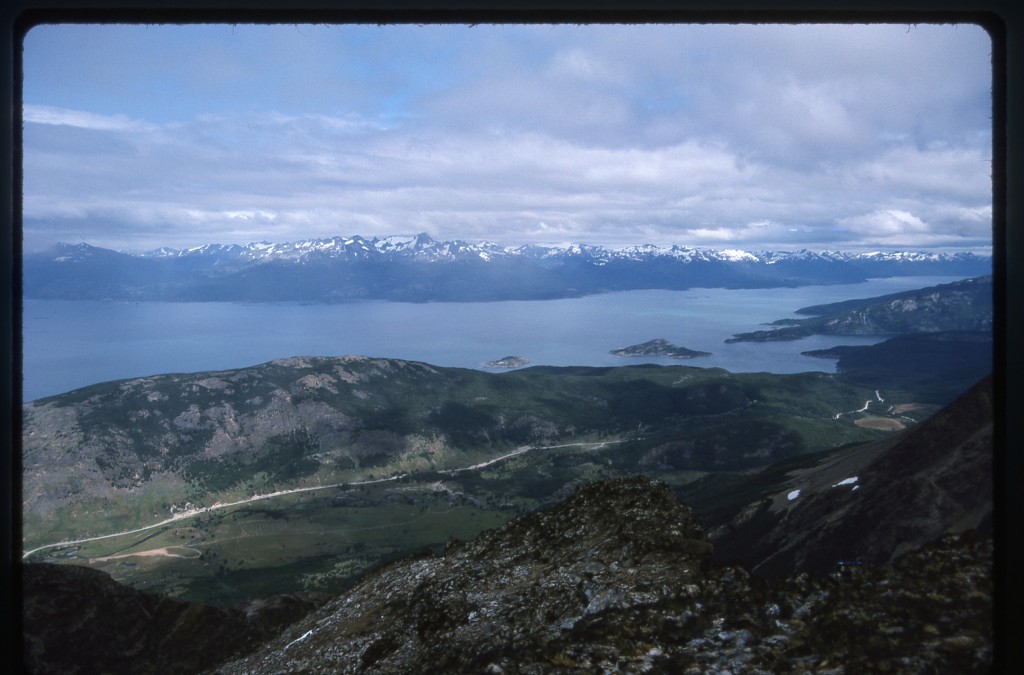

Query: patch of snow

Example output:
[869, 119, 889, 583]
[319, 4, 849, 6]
[718, 248, 759, 262]
[787, 489, 801, 501]
[832, 476, 859, 488]
[284, 629, 314, 650]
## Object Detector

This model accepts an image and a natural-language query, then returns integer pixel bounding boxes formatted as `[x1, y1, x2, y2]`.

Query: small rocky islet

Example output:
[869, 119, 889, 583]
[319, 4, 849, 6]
[482, 355, 529, 368]
[610, 338, 712, 359]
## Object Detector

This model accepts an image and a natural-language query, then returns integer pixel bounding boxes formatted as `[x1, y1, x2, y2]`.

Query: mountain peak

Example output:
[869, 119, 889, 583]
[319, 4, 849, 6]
[215, 477, 716, 673]
[466, 476, 712, 567]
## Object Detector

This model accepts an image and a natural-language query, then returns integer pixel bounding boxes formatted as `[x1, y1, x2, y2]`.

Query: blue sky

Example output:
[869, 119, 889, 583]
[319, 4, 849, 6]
[21, 22, 993, 253]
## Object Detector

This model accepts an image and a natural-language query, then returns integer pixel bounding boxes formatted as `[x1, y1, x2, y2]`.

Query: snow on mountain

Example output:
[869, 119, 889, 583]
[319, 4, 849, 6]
[717, 249, 760, 262]
[51, 243, 96, 263]
[132, 234, 988, 269]
[27, 235, 990, 303]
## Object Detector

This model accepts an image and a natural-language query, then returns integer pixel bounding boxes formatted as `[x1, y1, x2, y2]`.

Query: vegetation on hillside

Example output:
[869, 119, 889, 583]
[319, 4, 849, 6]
[22, 332, 990, 604]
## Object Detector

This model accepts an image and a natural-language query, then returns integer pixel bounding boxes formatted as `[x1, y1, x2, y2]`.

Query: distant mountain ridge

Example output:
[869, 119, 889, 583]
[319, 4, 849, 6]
[24, 234, 991, 302]
[132, 234, 986, 267]
[727, 275, 993, 342]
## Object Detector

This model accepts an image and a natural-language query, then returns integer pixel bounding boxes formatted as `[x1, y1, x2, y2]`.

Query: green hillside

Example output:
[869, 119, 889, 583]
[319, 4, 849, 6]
[22, 351, 987, 604]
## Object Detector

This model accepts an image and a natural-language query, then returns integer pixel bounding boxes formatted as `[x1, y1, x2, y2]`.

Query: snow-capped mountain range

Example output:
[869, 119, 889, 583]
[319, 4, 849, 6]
[135, 233, 982, 266]
[25, 233, 991, 303]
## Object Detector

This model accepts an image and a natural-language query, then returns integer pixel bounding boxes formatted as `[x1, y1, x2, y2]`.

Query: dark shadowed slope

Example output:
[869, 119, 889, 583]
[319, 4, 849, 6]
[21, 562, 327, 675]
[709, 374, 993, 579]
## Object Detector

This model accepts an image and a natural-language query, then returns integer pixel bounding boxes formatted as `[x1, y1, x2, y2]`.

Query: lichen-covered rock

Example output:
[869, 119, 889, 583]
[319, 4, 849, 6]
[213, 478, 992, 674]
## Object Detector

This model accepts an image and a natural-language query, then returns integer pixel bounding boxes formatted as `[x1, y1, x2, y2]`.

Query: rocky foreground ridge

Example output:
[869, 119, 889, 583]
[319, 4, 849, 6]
[211, 477, 991, 674]
[21, 477, 993, 674]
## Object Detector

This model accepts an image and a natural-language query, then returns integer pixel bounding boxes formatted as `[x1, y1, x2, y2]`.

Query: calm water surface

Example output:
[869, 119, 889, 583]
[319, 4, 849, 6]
[22, 276, 964, 401]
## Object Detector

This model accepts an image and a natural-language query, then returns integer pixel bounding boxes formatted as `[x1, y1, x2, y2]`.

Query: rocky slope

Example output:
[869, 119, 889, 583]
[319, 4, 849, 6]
[207, 477, 991, 674]
[20, 466, 993, 673]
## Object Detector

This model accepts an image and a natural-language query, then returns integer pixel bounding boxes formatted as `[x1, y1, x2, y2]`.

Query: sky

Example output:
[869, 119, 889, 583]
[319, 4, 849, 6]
[21, 22, 994, 253]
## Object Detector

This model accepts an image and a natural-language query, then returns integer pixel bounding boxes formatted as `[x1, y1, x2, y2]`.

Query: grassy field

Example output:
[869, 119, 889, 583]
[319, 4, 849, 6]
[27, 426, 891, 605]
[35, 480, 515, 603]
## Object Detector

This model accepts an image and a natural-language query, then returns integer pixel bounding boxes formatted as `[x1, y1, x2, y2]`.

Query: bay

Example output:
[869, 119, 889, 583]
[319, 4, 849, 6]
[21, 276, 965, 402]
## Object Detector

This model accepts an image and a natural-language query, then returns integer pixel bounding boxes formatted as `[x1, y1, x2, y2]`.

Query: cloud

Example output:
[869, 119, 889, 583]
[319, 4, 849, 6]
[21, 103, 991, 253]
[841, 209, 930, 236]
[855, 145, 992, 200]
[21, 23, 993, 253]
[23, 104, 156, 132]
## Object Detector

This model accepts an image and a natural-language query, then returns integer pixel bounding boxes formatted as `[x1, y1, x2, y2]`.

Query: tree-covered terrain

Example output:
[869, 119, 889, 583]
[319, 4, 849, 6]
[22, 326, 990, 604]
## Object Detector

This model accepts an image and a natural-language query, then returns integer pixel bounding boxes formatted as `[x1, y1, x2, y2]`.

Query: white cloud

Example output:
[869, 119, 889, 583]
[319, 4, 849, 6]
[21, 24, 993, 253]
[23, 104, 156, 132]
[837, 209, 931, 240]
[21, 102, 991, 253]
[855, 145, 992, 200]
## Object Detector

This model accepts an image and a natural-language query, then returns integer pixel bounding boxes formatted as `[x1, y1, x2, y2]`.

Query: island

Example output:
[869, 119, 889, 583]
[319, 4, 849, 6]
[482, 355, 529, 369]
[610, 339, 711, 359]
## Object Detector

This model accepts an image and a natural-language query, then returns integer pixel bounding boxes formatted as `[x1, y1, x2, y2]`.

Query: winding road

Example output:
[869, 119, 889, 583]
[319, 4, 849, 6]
[23, 439, 626, 560]
[834, 389, 885, 420]
[22, 474, 404, 560]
